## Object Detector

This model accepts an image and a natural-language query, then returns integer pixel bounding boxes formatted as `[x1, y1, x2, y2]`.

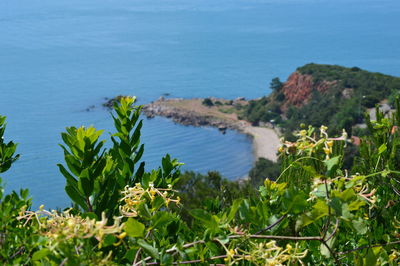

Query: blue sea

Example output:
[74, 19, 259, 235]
[0, 0, 399, 208]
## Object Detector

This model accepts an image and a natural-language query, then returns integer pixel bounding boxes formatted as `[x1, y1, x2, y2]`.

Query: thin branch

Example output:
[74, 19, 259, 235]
[132, 247, 142, 266]
[9, 246, 25, 259]
[338, 240, 400, 257]
[322, 178, 332, 239]
[320, 240, 340, 265]
[133, 230, 153, 266]
[85, 198, 93, 213]
[134, 256, 152, 266]
[146, 255, 239, 265]
[324, 219, 339, 242]
[255, 214, 288, 235]
[237, 214, 288, 249]
[165, 240, 206, 254]
[59, 258, 68, 266]
[135, 227, 341, 265]
[134, 234, 323, 265]
[229, 234, 321, 241]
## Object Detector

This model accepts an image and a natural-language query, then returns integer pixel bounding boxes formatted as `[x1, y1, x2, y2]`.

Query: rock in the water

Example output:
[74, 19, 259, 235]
[103, 95, 125, 108]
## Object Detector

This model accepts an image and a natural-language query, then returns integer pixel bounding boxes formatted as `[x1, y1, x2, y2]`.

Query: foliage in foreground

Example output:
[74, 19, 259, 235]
[1, 97, 400, 265]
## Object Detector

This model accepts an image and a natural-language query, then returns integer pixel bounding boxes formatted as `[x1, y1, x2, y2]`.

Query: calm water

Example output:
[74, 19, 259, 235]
[0, 0, 399, 208]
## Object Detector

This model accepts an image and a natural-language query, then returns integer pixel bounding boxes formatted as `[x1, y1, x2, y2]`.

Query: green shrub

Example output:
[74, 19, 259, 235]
[202, 98, 214, 107]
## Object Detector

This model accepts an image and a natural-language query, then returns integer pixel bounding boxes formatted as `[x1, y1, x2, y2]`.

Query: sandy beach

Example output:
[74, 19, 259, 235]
[142, 97, 281, 163]
[242, 126, 280, 162]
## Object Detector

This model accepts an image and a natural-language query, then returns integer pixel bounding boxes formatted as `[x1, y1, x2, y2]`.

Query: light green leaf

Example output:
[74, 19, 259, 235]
[324, 156, 340, 172]
[125, 218, 145, 238]
[378, 144, 387, 154]
[227, 199, 243, 223]
[296, 200, 329, 230]
[32, 248, 50, 261]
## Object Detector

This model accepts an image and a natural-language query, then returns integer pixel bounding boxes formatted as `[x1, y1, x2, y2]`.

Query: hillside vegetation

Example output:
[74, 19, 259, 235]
[243, 64, 400, 137]
[1, 97, 400, 265]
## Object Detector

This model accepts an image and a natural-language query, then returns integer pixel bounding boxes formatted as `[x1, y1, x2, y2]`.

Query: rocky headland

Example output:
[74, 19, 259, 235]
[142, 97, 281, 162]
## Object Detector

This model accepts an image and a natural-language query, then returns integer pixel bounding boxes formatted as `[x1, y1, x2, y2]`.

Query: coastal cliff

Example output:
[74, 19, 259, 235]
[242, 63, 400, 137]
[281, 71, 337, 110]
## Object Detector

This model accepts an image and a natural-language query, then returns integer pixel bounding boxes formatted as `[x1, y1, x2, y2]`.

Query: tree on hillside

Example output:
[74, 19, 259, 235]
[270, 77, 283, 91]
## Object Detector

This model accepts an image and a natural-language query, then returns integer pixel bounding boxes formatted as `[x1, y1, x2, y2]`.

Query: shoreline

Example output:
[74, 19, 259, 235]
[142, 97, 281, 162]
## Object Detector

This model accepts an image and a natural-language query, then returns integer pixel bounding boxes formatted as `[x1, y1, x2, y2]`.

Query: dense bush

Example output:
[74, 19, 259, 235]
[1, 97, 400, 265]
[173, 171, 256, 223]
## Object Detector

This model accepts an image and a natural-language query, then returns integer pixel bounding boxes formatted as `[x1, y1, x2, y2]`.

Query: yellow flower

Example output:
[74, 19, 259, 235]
[117, 232, 127, 239]
[326, 140, 334, 148]
[323, 147, 331, 155]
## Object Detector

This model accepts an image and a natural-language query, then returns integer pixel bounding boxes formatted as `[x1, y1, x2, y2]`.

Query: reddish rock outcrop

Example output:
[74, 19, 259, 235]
[281, 72, 313, 108]
[280, 72, 337, 111]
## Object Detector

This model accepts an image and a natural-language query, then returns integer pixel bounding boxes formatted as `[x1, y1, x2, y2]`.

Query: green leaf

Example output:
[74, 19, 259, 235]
[324, 156, 341, 177]
[227, 199, 242, 223]
[352, 218, 368, 235]
[329, 197, 343, 216]
[324, 156, 340, 171]
[103, 234, 117, 247]
[57, 164, 77, 186]
[32, 248, 50, 261]
[151, 211, 174, 229]
[124, 249, 136, 262]
[137, 239, 159, 259]
[296, 200, 329, 230]
[365, 247, 382, 265]
[190, 209, 219, 233]
[78, 169, 94, 197]
[378, 143, 387, 154]
[65, 185, 88, 211]
[64, 154, 81, 176]
[125, 218, 145, 238]
[283, 189, 308, 214]
[133, 144, 145, 164]
[190, 209, 212, 223]
[162, 154, 173, 174]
